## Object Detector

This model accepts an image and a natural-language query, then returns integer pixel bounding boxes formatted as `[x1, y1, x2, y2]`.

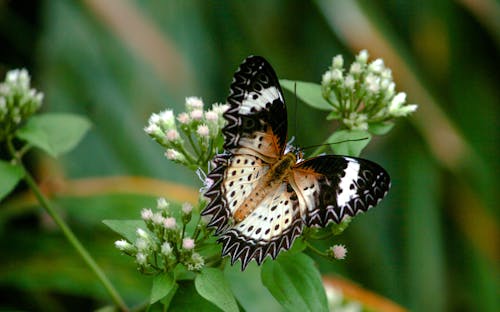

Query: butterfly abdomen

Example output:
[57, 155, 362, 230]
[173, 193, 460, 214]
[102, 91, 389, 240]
[233, 153, 297, 222]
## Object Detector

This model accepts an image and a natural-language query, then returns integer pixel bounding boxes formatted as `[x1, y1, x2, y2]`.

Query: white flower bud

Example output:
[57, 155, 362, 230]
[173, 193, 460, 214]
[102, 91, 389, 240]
[115, 239, 134, 252]
[136, 228, 149, 239]
[196, 124, 210, 137]
[389, 92, 407, 111]
[151, 212, 165, 225]
[177, 112, 190, 124]
[344, 75, 355, 90]
[332, 55, 344, 69]
[182, 238, 195, 250]
[322, 71, 334, 85]
[349, 62, 362, 75]
[135, 238, 149, 251]
[158, 110, 175, 129]
[165, 149, 185, 162]
[205, 110, 218, 122]
[182, 202, 193, 215]
[136, 252, 147, 265]
[185, 96, 204, 110]
[161, 242, 173, 256]
[190, 109, 203, 120]
[157, 197, 169, 210]
[330, 244, 348, 260]
[186, 252, 205, 271]
[357, 49, 369, 63]
[165, 129, 180, 141]
[141, 208, 153, 221]
[163, 217, 177, 230]
[368, 58, 384, 73]
[331, 69, 343, 81]
[212, 103, 229, 115]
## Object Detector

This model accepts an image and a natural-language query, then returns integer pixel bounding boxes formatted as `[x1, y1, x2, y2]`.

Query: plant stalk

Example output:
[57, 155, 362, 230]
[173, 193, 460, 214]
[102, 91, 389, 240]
[8, 138, 129, 311]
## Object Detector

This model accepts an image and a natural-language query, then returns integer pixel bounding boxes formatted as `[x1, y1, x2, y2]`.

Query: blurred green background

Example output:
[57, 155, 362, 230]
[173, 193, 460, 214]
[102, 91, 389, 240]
[0, 0, 498, 311]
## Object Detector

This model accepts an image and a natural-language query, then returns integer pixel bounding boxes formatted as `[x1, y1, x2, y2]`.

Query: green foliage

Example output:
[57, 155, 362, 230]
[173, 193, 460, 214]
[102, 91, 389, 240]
[261, 253, 328, 312]
[103, 220, 146, 243]
[224, 263, 282, 312]
[0, 160, 23, 201]
[16, 113, 91, 158]
[280, 80, 333, 111]
[327, 130, 371, 157]
[194, 268, 239, 312]
[150, 272, 176, 305]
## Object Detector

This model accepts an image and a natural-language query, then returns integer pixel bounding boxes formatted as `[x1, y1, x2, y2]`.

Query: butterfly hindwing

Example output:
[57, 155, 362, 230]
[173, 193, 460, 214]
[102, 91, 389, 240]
[218, 182, 303, 269]
[292, 155, 390, 226]
[223, 56, 288, 159]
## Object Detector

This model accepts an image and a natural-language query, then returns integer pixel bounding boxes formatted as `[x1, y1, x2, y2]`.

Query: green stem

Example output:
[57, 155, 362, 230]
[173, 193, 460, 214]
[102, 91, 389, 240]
[7, 139, 129, 311]
[304, 240, 328, 258]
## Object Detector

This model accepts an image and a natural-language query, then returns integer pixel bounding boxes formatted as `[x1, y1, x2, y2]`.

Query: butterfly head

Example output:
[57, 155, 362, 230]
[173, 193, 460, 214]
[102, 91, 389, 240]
[284, 142, 304, 163]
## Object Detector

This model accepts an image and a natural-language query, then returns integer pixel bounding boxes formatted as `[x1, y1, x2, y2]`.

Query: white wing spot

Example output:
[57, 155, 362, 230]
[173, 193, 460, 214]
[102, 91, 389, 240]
[337, 160, 360, 207]
[239, 86, 282, 115]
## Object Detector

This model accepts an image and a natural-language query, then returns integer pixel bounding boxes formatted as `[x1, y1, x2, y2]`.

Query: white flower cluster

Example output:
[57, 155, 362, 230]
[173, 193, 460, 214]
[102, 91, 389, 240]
[322, 50, 417, 131]
[144, 97, 229, 168]
[0, 69, 44, 140]
[114, 198, 205, 273]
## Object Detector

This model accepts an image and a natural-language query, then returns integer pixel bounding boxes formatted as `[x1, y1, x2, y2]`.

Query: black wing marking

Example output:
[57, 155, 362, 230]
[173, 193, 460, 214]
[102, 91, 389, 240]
[292, 155, 391, 226]
[223, 56, 288, 158]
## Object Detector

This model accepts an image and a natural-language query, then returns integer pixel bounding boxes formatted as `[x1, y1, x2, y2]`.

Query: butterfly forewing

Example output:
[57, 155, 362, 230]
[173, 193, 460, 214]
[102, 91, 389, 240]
[223, 56, 288, 157]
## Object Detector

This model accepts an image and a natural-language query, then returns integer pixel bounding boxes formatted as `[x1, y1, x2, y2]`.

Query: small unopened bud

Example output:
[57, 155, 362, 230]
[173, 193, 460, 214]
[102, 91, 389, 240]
[161, 241, 173, 256]
[329, 244, 348, 260]
[196, 124, 210, 137]
[332, 55, 344, 69]
[163, 217, 177, 230]
[136, 252, 148, 266]
[115, 240, 135, 253]
[182, 238, 195, 250]
[182, 202, 193, 215]
[185, 96, 204, 110]
[190, 109, 203, 120]
[157, 197, 169, 210]
[141, 208, 154, 221]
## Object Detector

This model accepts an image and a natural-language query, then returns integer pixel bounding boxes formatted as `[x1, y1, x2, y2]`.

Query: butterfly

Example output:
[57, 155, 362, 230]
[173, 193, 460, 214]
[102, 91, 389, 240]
[202, 56, 390, 270]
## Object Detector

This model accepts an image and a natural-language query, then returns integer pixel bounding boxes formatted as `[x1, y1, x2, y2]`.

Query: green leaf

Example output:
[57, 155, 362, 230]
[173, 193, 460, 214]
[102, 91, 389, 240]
[102, 220, 146, 242]
[160, 282, 179, 309]
[194, 267, 239, 312]
[280, 80, 333, 111]
[170, 280, 220, 312]
[326, 110, 341, 120]
[16, 113, 91, 157]
[261, 253, 328, 312]
[368, 121, 394, 135]
[225, 262, 282, 312]
[0, 160, 24, 201]
[94, 306, 116, 312]
[327, 130, 372, 157]
[151, 272, 176, 304]
[286, 237, 306, 255]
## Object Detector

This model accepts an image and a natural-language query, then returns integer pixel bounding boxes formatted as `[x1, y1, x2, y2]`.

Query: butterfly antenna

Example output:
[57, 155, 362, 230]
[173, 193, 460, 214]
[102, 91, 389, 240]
[293, 82, 298, 144]
[301, 137, 370, 151]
